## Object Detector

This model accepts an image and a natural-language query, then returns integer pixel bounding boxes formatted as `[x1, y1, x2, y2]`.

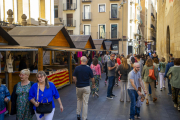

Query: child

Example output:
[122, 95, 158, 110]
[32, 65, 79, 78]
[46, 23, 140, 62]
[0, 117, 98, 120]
[135, 94, 145, 119]
[0, 78, 11, 120]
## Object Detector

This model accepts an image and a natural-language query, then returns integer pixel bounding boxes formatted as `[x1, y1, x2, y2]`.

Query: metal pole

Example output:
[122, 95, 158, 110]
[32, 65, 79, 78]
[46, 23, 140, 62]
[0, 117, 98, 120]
[122, 4, 123, 54]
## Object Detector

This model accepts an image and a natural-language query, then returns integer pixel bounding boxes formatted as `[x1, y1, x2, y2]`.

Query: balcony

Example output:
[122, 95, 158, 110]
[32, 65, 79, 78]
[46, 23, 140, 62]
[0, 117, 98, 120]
[97, 32, 107, 39]
[130, 14, 134, 23]
[135, 0, 140, 6]
[109, 32, 119, 39]
[63, 20, 76, 27]
[130, 0, 134, 5]
[151, 24, 155, 30]
[83, 32, 92, 35]
[82, 12, 92, 21]
[63, 3, 76, 11]
[109, 11, 119, 20]
[82, 0, 92, 2]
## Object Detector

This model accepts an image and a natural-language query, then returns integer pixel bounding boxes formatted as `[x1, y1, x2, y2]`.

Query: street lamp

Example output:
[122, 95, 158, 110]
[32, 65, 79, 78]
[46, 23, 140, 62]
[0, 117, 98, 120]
[119, 1, 126, 54]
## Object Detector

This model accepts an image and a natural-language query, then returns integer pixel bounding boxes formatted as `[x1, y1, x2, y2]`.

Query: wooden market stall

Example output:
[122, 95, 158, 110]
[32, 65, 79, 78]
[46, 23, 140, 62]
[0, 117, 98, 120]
[8, 26, 76, 89]
[92, 39, 106, 51]
[104, 41, 113, 51]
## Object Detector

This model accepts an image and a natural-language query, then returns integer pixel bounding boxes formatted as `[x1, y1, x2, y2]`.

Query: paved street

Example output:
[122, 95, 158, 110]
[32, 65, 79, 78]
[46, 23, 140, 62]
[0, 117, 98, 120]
[5, 73, 180, 120]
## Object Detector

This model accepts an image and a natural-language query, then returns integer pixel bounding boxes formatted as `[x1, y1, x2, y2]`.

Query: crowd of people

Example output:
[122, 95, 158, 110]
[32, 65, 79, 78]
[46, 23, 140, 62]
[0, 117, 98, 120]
[0, 52, 180, 120]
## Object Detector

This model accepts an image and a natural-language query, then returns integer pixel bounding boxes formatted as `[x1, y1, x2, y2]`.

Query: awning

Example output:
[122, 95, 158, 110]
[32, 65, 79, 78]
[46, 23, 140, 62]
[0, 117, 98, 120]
[0, 46, 38, 51]
[92, 39, 106, 50]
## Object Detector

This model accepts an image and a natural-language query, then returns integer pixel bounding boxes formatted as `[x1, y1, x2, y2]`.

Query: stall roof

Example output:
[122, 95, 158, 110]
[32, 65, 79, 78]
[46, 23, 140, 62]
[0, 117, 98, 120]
[0, 26, 19, 45]
[8, 26, 75, 48]
[0, 46, 38, 51]
[70, 35, 95, 49]
[104, 41, 113, 50]
[44, 46, 86, 52]
[92, 39, 106, 50]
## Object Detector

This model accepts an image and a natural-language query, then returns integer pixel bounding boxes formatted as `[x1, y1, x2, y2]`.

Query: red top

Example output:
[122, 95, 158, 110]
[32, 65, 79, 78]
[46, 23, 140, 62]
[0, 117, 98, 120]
[116, 58, 121, 65]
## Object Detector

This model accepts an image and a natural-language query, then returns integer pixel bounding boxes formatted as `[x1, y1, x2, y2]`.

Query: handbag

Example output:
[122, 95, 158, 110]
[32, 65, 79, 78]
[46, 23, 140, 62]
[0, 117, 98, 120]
[36, 83, 53, 114]
[148, 66, 156, 80]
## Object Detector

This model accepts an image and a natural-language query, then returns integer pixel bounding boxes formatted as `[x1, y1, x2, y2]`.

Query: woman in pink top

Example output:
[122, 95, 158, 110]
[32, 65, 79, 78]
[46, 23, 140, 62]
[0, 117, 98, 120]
[90, 58, 101, 97]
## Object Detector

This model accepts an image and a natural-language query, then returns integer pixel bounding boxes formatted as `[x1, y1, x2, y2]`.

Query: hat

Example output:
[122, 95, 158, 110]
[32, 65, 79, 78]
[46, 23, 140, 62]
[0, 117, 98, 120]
[170, 57, 174, 62]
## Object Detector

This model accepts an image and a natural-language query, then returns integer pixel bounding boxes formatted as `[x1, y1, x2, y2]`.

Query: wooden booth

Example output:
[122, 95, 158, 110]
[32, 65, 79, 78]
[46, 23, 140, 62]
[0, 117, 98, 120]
[70, 35, 95, 64]
[8, 26, 76, 89]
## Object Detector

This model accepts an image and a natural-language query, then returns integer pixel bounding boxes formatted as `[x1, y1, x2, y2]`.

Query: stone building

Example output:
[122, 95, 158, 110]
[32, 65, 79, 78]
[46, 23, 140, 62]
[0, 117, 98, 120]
[157, 0, 180, 61]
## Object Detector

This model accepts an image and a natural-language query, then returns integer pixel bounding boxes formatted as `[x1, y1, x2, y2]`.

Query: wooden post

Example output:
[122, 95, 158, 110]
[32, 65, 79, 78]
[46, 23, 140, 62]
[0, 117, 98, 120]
[68, 52, 72, 84]
[50, 51, 52, 65]
[38, 48, 43, 71]
[8, 73, 12, 112]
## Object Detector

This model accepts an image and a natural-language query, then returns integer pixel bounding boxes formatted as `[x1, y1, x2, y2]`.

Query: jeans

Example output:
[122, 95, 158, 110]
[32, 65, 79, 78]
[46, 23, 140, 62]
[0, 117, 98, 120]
[135, 107, 140, 117]
[128, 89, 139, 119]
[159, 72, 165, 89]
[168, 79, 172, 94]
[0, 113, 5, 120]
[107, 76, 115, 97]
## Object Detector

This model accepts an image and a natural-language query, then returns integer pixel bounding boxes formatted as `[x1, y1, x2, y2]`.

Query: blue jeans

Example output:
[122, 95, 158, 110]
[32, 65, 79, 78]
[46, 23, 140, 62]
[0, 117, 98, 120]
[128, 89, 139, 119]
[135, 107, 140, 117]
[168, 79, 172, 94]
[107, 76, 115, 97]
[0, 112, 5, 120]
[149, 84, 152, 94]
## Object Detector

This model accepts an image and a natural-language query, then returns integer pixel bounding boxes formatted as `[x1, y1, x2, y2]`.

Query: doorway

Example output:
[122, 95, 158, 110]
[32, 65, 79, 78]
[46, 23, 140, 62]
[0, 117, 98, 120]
[166, 26, 170, 61]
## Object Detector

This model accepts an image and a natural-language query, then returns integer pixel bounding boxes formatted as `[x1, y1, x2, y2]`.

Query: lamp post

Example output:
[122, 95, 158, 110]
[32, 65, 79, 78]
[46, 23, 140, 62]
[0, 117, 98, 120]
[119, 1, 126, 54]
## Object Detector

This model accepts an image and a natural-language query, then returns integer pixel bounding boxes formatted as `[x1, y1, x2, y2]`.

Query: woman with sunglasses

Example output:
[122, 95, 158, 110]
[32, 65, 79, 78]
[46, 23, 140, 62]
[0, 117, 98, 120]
[11, 69, 35, 120]
[29, 71, 63, 120]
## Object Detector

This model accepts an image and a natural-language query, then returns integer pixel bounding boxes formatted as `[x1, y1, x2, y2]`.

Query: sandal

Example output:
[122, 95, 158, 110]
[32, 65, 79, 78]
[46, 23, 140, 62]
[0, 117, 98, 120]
[146, 99, 149, 106]
[153, 98, 157, 102]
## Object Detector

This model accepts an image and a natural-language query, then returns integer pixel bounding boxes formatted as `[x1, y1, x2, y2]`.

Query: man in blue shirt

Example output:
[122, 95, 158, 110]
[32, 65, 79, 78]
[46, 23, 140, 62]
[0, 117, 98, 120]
[164, 57, 174, 95]
[73, 56, 95, 120]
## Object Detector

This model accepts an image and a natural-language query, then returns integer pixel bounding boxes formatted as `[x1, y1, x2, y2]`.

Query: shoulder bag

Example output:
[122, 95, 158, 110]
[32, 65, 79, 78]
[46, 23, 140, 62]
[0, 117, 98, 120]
[148, 66, 156, 80]
[36, 83, 53, 114]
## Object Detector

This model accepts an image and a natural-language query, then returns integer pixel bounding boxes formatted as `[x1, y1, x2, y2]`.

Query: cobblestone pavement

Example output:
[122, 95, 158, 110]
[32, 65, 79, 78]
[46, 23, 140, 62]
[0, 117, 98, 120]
[5, 73, 180, 120]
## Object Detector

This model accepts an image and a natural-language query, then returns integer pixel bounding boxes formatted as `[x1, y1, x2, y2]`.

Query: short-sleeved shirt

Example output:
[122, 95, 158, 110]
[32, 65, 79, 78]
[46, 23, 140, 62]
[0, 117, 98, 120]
[136, 95, 144, 107]
[127, 70, 141, 89]
[73, 65, 93, 88]
[107, 59, 116, 77]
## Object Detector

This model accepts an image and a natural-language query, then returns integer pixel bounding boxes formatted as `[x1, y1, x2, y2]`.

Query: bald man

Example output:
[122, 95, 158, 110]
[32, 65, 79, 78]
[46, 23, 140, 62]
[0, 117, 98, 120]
[73, 56, 95, 120]
[127, 63, 146, 120]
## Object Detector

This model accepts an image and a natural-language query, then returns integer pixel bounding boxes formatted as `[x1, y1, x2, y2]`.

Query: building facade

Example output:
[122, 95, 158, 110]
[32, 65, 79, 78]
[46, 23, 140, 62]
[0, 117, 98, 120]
[140, 0, 157, 53]
[0, 0, 54, 26]
[157, 0, 180, 61]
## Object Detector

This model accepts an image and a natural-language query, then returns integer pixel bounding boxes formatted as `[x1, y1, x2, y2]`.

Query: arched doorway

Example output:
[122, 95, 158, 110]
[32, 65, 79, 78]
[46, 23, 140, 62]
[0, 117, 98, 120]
[166, 26, 170, 61]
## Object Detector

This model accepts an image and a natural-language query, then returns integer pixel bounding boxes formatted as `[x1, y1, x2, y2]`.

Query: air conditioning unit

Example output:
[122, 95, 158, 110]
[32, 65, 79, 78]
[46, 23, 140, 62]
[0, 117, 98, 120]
[130, 0, 134, 5]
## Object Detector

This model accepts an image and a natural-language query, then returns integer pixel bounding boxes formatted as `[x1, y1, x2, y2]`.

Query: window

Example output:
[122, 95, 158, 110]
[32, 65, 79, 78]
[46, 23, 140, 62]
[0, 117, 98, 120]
[111, 4, 118, 18]
[67, 30, 73, 35]
[54, 6, 58, 18]
[99, 25, 105, 39]
[84, 25, 90, 35]
[99, 4, 105, 12]
[84, 5, 90, 19]
[111, 24, 117, 39]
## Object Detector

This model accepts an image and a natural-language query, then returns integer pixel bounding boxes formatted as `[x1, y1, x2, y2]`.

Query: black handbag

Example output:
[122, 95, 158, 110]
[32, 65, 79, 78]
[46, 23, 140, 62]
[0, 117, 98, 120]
[36, 84, 53, 114]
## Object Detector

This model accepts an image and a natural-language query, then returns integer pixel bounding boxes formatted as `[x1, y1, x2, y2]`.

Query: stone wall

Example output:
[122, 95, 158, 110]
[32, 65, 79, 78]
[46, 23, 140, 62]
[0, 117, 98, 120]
[156, 0, 180, 62]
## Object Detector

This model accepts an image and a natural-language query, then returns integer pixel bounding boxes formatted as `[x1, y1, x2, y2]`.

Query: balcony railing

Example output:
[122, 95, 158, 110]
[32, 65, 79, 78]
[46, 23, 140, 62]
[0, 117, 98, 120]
[82, 12, 92, 21]
[97, 32, 107, 39]
[151, 13, 155, 19]
[82, 0, 92, 2]
[84, 32, 92, 35]
[130, 0, 134, 5]
[63, 3, 76, 11]
[109, 11, 119, 20]
[109, 32, 119, 39]
[151, 24, 155, 30]
[63, 20, 76, 27]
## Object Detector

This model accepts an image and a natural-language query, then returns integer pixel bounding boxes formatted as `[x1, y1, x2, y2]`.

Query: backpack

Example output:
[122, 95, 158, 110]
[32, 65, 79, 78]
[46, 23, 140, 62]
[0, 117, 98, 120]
[148, 66, 156, 80]
[91, 64, 97, 75]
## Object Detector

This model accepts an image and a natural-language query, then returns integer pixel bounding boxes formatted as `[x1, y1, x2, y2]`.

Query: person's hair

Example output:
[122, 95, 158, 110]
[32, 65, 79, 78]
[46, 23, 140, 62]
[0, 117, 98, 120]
[133, 63, 140, 68]
[20, 69, 30, 76]
[110, 53, 115, 56]
[94, 55, 98, 58]
[170, 57, 174, 62]
[170, 54, 173, 57]
[92, 58, 98, 66]
[81, 56, 87, 63]
[141, 94, 145, 99]
[36, 71, 50, 88]
[127, 55, 130, 59]
[117, 54, 120, 58]
[145, 58, 153, 67]
[161, 57, 165, 62]
[122, 58, 129, 69]
[174, 58, 180, 65]
[153, 58, 159, 64]
[135, 55, 141, 59]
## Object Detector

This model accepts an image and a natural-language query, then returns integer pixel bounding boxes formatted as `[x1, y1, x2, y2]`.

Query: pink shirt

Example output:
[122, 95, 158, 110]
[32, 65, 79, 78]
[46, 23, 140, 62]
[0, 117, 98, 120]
[90, 64, 101, 76]
[0, 107, 6, 114]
